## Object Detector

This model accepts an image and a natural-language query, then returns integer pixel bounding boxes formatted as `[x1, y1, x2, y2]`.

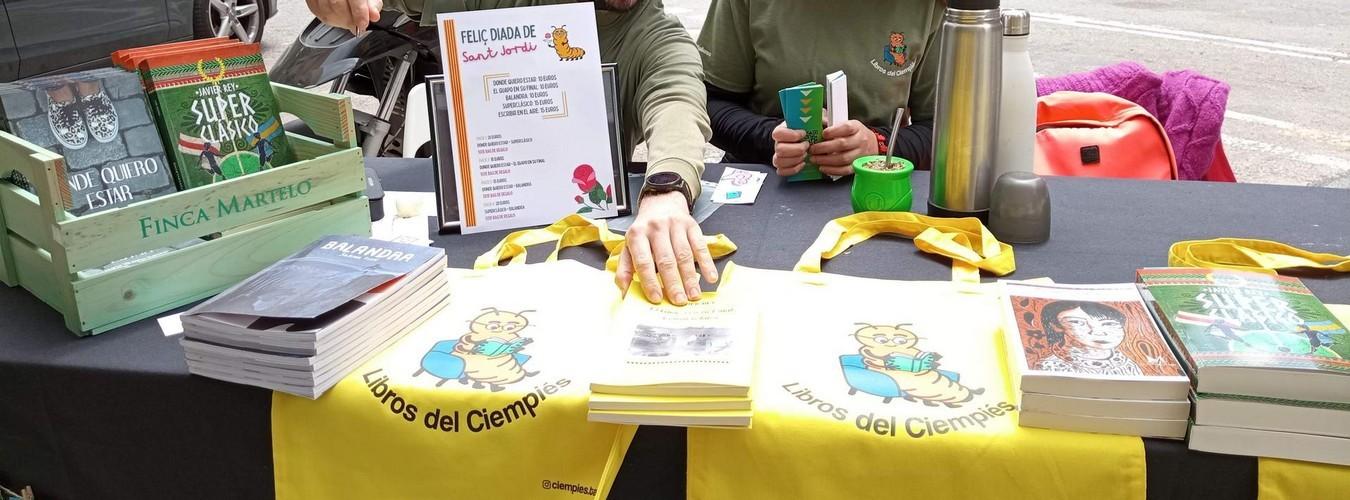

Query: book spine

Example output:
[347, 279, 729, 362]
[1138, 284, 1200, 387]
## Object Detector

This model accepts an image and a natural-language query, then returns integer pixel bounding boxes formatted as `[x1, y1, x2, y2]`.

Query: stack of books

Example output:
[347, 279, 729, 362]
[588, 291, 758, 428]
[1140, 268, 1350, 466]
[180, 236, 448, 399]
[1003, 282, 1192, 438]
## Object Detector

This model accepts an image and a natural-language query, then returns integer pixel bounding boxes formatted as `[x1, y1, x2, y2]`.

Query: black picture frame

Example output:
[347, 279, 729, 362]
[429, 64, 631, 234]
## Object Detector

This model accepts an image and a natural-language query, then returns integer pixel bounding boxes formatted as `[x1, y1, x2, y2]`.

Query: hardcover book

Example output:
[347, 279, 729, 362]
[1002, 281, 1191, 400]
[138, 43, 293, 190]
[0, 68, 177, 215]
[1138, 267, 1350, 403]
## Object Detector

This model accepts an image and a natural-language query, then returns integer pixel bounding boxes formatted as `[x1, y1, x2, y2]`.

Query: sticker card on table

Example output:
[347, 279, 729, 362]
[436, 4, 616, 234]
[711, 167, 767, 205]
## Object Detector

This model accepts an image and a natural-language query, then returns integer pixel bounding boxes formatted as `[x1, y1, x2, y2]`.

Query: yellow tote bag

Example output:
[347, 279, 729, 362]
[271, 216, 669, 499]
[689, 213, 1146, 500]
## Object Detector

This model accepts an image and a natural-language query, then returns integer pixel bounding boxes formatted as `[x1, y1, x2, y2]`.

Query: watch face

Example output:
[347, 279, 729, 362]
[646, 171, 681, 187]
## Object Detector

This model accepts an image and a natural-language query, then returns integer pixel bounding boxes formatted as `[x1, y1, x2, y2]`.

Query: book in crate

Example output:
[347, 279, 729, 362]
[0, 83, 370, 336]
[0, 68, 177, 215]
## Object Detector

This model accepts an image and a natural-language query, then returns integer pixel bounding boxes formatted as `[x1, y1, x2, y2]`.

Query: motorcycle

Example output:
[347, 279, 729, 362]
[269, 12, 441, 158]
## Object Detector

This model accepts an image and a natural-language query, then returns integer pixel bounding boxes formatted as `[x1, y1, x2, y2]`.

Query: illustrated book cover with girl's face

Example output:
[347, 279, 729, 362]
[1003, 281, 1186, 379]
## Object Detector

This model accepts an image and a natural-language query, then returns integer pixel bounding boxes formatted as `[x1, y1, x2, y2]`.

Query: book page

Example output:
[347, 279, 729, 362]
[598, 290, 758, 389]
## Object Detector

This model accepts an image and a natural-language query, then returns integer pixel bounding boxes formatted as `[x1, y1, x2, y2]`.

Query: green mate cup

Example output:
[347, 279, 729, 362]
[851, 155, 915, 213]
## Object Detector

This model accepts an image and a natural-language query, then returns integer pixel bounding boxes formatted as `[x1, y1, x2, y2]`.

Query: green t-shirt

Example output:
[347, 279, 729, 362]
[698, 0, 943, 128]
[386, 0, 711, 196]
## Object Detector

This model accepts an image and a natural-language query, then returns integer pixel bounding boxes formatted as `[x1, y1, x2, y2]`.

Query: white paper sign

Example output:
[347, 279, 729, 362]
[159, 313, 183, 337]
[436, 4, 616, 234]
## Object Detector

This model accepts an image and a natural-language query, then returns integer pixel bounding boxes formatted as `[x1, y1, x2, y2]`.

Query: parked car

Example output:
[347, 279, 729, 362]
[0, 0, 277, 81]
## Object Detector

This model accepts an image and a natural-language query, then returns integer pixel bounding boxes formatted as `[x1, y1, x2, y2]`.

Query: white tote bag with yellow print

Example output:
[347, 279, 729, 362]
[272, 215, 741, 499]
[689, 213, 1149, 500]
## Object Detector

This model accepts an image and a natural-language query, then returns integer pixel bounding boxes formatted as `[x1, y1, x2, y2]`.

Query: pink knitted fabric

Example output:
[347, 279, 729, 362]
[1036, 62, 1230, 180]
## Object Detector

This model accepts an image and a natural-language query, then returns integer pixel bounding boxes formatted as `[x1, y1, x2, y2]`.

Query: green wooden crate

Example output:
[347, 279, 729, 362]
[0, 83, 371, 336]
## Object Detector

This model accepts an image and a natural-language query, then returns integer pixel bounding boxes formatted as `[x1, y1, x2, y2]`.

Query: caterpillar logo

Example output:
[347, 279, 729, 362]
[415, 307, 540, 392]
[546, 26, 586, 61]
[839, 323, 985, 408]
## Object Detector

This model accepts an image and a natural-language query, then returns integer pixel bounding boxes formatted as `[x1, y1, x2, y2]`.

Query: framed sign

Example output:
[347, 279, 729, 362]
[434, 4, 624, 234]
[428, 64, 630, 233]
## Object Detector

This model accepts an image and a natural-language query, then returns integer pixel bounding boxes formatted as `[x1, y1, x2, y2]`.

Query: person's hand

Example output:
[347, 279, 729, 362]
[306, 0, 383, 35]
[809, 120, 879, 177]
[770, 121, 809, 177]
[616, 192, 718, 306]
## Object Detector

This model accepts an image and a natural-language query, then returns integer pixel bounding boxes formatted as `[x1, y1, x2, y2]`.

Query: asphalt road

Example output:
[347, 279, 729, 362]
[263, 0, 1350, 188]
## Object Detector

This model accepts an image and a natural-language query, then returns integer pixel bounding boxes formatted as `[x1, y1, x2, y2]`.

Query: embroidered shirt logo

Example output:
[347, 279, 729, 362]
[871, 31, 916, 77]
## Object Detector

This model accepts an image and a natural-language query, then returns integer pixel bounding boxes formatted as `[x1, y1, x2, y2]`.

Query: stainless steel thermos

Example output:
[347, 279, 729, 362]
[929, 0, 1003, 220]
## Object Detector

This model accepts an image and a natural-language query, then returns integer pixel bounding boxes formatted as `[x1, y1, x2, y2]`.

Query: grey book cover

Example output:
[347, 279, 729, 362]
[0, 68, 176, 215]
[189, 235, 444, 319]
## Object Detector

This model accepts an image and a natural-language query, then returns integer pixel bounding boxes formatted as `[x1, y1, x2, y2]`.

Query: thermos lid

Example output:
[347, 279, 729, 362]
[948, 0, 1000, 10]
[1002, 9, 1031, 36]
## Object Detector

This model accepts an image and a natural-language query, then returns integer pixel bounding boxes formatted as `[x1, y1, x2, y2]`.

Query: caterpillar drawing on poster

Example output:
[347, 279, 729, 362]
[547, 26, 586, 61]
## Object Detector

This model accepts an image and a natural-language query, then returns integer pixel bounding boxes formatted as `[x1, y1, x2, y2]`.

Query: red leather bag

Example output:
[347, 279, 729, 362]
[1034, 91, 1178, 180]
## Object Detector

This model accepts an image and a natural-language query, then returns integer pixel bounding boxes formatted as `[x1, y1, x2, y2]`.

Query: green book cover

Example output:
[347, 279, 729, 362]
[138, 43, 293, 190]
[1138, 268, 1349, 375]
[778, 82, 824, 182]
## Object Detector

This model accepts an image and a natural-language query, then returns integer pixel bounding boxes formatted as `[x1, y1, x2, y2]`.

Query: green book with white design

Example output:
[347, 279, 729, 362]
[1137, 267, 1349, 404]
[778, 82, 824, 182]
[137, 43, 293, 190]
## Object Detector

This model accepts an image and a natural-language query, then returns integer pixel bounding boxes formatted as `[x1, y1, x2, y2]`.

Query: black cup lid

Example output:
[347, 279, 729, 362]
[948, 0, 1000, 10]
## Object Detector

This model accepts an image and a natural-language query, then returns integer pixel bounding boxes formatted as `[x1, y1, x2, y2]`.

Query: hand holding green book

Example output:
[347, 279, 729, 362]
[778, 82, 824, 182]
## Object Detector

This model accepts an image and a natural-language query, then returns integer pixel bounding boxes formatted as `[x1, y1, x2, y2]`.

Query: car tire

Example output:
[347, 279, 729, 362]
[194, 0, 268, 43]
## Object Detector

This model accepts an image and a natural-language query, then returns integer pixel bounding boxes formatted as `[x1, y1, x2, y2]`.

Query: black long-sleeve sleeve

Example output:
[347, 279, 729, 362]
[706, 83, 779, 164]
[706, 82, 934, 169]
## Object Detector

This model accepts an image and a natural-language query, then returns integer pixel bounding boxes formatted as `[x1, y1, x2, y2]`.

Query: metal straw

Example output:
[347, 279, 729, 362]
[884, 107, 907, 169]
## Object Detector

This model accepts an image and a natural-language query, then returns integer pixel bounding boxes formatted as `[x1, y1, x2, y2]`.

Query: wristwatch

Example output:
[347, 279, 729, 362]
[640, 171, 694, 210]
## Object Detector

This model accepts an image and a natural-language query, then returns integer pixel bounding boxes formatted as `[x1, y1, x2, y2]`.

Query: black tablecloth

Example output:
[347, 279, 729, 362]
[2, 158, 1347, 500]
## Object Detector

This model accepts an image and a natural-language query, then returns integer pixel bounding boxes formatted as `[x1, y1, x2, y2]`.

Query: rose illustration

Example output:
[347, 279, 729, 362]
[571, 164, 611, 214]
[572, 164, 598, 192]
